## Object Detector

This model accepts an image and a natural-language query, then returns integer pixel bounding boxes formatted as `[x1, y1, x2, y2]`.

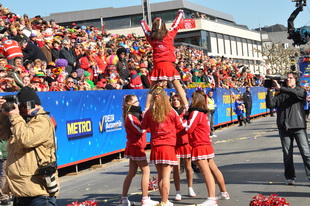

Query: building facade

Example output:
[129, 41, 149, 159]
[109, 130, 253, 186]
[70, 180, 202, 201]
[45, 0, 264, 73]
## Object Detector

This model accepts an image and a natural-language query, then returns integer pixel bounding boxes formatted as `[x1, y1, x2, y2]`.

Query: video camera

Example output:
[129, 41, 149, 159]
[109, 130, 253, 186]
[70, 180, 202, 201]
[1, 94, 36, 112]
[1, 95, 19, 112]
[292, 0, 307, 8]
[263, 75, 288, 88]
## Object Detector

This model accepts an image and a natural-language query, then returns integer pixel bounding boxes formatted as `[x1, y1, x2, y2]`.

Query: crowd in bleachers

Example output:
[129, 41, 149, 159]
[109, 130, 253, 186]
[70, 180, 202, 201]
[0, 4, 263, 93]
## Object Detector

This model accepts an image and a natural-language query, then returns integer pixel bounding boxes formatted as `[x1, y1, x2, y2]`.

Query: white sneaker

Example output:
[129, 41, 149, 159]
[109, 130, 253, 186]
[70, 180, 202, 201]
[158, 200, 173, 206]
[286, 179, 294, 185]
[119, 198, 130, 206]
[216, 192, 230, 200]
[210, 134, 217, 138]
[142, 197, 159, 206]
[174, 193, 182, 201]
[188, 188, 196, 197]
[197, 199, 218, 206]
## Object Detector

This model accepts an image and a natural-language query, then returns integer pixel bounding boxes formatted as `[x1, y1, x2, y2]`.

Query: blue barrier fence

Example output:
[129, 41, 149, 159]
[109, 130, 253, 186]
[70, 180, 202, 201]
[0, 87, 268, 168]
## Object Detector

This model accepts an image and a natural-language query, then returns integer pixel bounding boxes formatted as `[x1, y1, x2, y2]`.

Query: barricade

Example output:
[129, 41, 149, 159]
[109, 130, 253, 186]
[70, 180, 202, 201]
[0, 87, 268, 168]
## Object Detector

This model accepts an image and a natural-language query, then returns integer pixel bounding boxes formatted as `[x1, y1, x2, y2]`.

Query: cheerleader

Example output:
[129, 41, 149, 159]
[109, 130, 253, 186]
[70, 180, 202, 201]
[119, 95, 158, 206]
[141, 88, 184, 206]
[140, 10, 189, 110]
[170, 93, 196, 201]
[186, 90, 229, 206]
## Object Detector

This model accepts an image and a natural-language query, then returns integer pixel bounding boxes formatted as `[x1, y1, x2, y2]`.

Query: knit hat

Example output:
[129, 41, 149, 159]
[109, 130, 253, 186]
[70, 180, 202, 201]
[17, 86, 41, 105]
[84, 71, 91, 77]
[55, 59, 68, 67]
[76, 68, 84, 78]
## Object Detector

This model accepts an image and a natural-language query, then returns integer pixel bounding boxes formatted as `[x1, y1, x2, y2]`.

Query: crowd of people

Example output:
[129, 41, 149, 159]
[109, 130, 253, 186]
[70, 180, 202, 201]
[0, 4, 264, 93]
[1, 3, 310, 206]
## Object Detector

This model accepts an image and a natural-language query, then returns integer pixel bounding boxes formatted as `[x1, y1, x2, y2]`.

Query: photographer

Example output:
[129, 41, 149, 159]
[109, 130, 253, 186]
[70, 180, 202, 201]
[0, 86, 59, 205]
[266, 71, 310, 185]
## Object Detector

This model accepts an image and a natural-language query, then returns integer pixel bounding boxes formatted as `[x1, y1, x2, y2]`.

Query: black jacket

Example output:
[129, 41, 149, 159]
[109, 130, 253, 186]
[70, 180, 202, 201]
[22, 42, 48, 62]
[116, 58, 130, 80]
[266, 86, 306, 129]
[243, 91, 252, 108]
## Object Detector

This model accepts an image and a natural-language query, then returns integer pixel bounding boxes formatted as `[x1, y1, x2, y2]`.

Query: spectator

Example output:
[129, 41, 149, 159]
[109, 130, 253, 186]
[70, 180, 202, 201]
[22, 75, 31, 87]
[116, 47, 130, 88]
[243, 86, 253, 124]
[207, 90, 217, 138]
[234, 95, 247, 126]
[51, 40, 60, 61]
[64, 77, 77, 91]
[0, 36, 23, 65]
[13, 56, 23, 68]
[20, 40, 47, 62]
[59, 40, 76, 74]
[41, 39, 53, 63]
[106, 79, 120, 90]
[0, 140, 9, 205]
[94, 78, 107, 90]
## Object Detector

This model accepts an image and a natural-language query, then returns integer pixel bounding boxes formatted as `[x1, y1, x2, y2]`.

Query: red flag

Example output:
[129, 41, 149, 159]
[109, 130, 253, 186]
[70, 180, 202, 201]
[180, 19, 196, 29]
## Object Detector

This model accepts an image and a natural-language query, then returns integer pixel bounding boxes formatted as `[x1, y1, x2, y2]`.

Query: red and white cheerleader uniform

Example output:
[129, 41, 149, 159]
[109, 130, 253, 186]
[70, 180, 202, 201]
[140, 11, 183, 82]
[141, 109, 184, 165]
[124, 113, 147, 161]
[174, 108, 192, 159]
[186, 109, 214, 161]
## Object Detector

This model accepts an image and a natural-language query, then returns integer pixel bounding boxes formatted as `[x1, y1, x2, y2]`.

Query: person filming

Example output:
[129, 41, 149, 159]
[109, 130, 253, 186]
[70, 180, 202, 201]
[0, 86, 59, 206]
[266, 71, 310, 185]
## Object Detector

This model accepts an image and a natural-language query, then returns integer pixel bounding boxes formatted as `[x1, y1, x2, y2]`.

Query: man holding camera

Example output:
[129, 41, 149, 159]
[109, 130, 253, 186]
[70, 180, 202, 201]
[266, 71, 310, 185]
[0, 86, 59, 205]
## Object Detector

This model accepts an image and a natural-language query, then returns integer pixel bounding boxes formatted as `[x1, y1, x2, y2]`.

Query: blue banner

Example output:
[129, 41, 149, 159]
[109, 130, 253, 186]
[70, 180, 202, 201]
[299, 57, 310, 86]
[0, 87, 268, 168]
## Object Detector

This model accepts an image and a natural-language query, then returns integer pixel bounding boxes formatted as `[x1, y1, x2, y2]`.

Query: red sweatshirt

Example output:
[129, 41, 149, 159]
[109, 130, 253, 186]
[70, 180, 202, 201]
[140, 11, 183, 64]
[125, 114, 146, 149]
[141, 109, 184, 147]
[186, 110, 211, 147]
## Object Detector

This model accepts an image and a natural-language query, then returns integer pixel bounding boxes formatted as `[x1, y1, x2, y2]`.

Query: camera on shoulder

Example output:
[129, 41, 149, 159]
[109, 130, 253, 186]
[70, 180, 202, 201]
[263, 75, 288, 88]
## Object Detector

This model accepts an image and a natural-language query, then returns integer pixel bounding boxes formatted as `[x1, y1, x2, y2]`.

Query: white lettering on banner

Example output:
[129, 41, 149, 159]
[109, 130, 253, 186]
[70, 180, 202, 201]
[99, 114, 123, 133]
[104, 114, 115, 123]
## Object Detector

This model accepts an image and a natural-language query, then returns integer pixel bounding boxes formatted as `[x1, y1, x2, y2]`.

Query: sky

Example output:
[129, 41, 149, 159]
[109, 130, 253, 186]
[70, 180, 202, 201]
[2, 0, 310, 30]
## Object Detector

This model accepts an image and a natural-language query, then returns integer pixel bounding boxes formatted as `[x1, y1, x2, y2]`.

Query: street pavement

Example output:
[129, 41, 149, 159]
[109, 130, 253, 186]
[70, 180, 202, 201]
[57, 115, 310, 206]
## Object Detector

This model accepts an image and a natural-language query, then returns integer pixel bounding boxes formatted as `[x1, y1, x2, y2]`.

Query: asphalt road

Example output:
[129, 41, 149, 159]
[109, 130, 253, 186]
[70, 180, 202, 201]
[57, 115, 310, 206]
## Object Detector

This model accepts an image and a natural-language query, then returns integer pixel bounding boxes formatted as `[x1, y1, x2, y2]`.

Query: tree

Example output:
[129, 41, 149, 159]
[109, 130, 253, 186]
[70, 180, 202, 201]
[256, 43, 300, 75]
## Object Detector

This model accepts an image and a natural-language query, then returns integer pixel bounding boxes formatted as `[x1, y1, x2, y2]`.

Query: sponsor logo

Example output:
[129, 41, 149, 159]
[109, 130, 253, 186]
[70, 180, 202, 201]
[66, 118, 93, 139]
[99, 114, 123, 133]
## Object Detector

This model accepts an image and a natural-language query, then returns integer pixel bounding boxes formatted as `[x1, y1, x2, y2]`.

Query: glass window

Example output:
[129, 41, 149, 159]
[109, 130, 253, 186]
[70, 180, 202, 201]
[160, 11, 174, 22]
[131, 15, 143, 27]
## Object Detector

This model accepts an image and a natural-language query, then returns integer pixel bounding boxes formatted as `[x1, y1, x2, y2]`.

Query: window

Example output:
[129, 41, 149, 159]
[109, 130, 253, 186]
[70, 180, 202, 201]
[131, 15, 143, 27]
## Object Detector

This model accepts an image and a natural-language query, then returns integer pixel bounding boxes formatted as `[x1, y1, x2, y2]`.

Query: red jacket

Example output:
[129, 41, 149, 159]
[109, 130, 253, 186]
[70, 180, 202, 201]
[141, 109, 184, 147]
[0, 39, 23, 60]
[186, 110, 211, 147]
[128, 70, 143, 89]
[176, 110, 189, 147]
[125, 114, 146, 149]
[141, 11, 183, 64]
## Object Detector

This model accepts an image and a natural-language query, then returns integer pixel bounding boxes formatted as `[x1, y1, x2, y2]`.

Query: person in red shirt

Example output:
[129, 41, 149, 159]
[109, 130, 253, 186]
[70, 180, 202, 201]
[0, 37, 23, 65]
[170, 93, 196, 201]
[186, 90, 229, 206]
[141, 10, 189, 111]
[120, 95, 158, 206]
[141, 88, 184, 206]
